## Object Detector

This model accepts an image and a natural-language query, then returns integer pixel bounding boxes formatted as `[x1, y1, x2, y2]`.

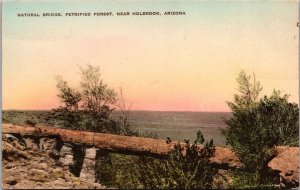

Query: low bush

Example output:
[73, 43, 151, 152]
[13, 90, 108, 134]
[230, 170, 279, 189]
[96, 131, 217, 189]
[25, 119, 36, 126]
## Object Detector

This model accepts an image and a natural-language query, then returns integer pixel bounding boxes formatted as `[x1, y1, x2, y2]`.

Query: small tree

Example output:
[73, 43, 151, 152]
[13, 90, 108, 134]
[224, 71, 299, 185]
[54, 64, 133, 135]
[79, 65, 119, 133]
[53, 64, 134, 176]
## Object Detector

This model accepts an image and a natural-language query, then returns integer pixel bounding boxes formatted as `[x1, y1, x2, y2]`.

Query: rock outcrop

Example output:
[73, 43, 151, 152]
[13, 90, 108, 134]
[268, 146, 299, 189]
[211, 147, 242, 168]
[2, 134, 104, 189]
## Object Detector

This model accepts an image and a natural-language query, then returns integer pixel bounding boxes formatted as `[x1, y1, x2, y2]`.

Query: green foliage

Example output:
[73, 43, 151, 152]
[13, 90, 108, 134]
[138, 135, 216, 189]
[95, 152, 143, 188]
[224, 71, 299, 182]
[135, 129, 158, 139]
[230, 170, 279, 189]
[25, 119, 36, 126]
[233, 70, 262, 108]
[96, 131, 217, 189]
[54, 65, 129, 134]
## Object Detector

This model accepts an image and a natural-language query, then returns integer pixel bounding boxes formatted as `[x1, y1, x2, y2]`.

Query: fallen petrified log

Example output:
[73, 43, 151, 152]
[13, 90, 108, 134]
[2, 124, 242, 167]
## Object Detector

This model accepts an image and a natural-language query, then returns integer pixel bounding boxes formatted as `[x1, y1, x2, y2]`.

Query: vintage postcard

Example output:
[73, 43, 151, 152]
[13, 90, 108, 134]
[2, 1, 299, 189]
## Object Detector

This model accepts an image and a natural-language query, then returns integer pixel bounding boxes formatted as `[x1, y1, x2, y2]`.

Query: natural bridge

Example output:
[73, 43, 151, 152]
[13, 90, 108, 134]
[2, 123, 241, 166]
[2, 123, 299, 189]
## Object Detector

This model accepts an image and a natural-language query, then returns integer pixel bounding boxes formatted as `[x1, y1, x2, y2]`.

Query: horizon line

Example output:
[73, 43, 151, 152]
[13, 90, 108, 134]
[2, 108, 231, 113]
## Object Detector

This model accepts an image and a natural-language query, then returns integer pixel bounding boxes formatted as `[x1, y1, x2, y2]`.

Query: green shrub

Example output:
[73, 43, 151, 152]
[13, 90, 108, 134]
[96, 131, 217, 189]
[138, 135, 216, 189]
[223, 71, 299, 183]
[25, 119, 36, 126]
[230, 170, 279, 189]
[95, 152, 143, 188]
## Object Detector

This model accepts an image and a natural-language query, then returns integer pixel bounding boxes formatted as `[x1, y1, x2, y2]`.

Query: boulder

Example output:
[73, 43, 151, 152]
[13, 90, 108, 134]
[2, 134, 30, 161]
[211, 147, 243, 168]
[268, 146, 299, 188]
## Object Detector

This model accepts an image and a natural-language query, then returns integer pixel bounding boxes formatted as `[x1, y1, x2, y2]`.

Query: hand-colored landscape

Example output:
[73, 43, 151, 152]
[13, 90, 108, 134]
[2, 1, 299, 189]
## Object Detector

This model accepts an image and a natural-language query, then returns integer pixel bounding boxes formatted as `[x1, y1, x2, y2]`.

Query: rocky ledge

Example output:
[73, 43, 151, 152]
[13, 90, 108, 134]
[2, 134, 105, 189]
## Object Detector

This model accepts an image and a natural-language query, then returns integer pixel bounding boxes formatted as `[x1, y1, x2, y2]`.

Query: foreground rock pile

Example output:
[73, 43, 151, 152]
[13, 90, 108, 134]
[2, 134, 104, 189]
